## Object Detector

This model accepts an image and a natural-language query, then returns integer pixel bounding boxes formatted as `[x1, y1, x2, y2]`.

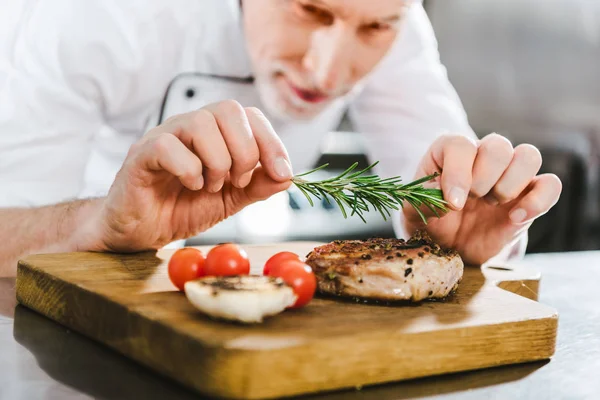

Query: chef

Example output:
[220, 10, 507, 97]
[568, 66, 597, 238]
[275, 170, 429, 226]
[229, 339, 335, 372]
[0, 0, 561, 276]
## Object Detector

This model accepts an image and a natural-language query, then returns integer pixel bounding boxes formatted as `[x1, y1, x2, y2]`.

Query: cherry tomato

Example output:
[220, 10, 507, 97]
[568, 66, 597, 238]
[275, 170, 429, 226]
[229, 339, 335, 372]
[204, 243, 250, 276]
[168, 248, 206, 291]
[263, 251, 300, 276]
[274, 260, 317, 309]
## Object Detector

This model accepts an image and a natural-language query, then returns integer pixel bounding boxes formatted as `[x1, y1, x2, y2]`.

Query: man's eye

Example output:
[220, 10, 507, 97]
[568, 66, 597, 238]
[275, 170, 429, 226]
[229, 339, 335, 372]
[301, 4, 319, 15]
[358, 21, 395, 38]
[366, 22, 392, 32]
[296, 2, 334, 25]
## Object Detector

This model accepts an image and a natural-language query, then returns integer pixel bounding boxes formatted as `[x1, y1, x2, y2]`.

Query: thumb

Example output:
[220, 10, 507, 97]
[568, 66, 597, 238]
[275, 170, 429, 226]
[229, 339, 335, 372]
[225, 166, 292, 214]
[401, 173, 448, 226]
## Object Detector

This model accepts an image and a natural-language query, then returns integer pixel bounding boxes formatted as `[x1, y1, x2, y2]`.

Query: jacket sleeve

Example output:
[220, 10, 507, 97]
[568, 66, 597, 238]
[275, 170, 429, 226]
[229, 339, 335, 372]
[0, 1, 142, 207]
[348, 3, 527, 261]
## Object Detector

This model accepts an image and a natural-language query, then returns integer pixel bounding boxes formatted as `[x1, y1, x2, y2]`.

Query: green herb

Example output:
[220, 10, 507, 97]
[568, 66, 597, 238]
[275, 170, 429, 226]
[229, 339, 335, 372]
[291, 161, 447, 224]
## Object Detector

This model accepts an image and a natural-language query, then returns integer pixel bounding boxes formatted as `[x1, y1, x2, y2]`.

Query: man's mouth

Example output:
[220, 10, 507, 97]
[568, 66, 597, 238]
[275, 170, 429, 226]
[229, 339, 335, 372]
[285, 80, 329, 104]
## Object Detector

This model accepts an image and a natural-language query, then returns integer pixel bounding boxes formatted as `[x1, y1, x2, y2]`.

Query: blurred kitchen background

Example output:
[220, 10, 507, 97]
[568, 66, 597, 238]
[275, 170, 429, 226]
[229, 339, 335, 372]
[189, 0, 600, 254]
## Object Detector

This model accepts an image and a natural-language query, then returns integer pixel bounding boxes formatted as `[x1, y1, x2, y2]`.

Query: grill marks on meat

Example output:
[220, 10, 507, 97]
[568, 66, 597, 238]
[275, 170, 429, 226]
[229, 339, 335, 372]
[305, 231, 463, 302]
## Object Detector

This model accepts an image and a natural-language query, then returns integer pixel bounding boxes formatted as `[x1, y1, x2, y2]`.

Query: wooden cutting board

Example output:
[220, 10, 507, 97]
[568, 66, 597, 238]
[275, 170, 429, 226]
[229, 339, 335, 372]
[15, 242, 558, 399]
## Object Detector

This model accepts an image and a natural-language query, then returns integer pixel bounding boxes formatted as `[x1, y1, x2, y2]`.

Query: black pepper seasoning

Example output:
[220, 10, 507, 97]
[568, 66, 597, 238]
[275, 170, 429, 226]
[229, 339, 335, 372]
[404, 268, 412, 277]
[407, 258, 414, 265]
[418, 252, 424, 258]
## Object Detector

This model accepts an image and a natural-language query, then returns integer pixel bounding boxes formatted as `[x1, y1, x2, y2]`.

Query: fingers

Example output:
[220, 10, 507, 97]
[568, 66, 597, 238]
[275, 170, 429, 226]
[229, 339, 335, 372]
[224, 166, 293, 217]
[508, 173, 562, 224]
[428, 132, 559, 222]
[471, 134, 514, 201]
[245, 107, 294, 182]
[179, 109, 232, 193]
[429, 134, 544, 209]
[490, 144, 542, 204]
[143, 133, 204, 190]
[203, 100, 260, 189]
[165, 101, 291, 193]
[430, 135, 478, 210]
[242, 167, 293, 204]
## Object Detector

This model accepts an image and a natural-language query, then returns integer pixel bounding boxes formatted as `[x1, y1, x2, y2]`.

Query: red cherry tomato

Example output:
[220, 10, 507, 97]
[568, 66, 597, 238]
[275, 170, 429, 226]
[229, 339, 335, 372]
[263, 251, 300, 276]
[274, 260, 317, 309]
[168, 248, 206, 291]
[204, 243, 250, 276]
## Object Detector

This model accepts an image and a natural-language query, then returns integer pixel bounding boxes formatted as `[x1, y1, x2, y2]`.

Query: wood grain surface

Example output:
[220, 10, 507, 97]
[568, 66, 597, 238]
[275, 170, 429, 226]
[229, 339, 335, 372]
[15, 242, 558, 399]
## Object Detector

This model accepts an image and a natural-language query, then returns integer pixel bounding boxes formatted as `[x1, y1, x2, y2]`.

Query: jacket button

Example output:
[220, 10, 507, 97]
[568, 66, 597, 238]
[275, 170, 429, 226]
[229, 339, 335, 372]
[185, 88, 195, 98]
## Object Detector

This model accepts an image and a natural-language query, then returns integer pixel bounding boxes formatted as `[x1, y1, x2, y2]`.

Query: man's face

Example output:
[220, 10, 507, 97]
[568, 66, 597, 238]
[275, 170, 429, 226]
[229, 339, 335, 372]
[242, 0, 409, 120]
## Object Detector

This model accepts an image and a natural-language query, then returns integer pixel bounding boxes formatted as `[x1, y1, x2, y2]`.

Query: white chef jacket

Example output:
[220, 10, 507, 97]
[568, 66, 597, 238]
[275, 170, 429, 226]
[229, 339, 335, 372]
[1, 0, 522, 259]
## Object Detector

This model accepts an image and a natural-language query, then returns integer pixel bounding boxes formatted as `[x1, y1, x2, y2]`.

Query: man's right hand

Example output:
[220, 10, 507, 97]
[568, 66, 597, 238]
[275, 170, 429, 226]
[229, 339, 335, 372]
[82, 100, 293, 253]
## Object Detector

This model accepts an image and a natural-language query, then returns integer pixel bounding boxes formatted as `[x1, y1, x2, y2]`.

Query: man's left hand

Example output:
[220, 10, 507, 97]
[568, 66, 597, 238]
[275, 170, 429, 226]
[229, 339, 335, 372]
[403, 133, 562, 265]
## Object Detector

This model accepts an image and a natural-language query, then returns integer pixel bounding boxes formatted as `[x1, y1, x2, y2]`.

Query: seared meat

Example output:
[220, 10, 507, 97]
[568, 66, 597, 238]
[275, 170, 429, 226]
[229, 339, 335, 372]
[305, 231, 463, 302]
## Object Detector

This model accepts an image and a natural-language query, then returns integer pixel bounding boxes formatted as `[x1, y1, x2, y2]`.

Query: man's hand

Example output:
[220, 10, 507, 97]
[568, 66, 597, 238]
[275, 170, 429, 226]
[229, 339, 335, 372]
[402, 133, 562, 265]
[83, 100, 293, 252]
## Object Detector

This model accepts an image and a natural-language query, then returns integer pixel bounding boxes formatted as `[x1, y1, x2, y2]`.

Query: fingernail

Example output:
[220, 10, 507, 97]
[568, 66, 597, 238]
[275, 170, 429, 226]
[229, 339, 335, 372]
[209, 180, 223, 193]
[510, 208, 527, 223]
[273, 157, 293, 179]
[485, 194, 499, 206]
[237, 171, 253, 188]
[449, 187, 467, 208]
[196, 176, 204, 190]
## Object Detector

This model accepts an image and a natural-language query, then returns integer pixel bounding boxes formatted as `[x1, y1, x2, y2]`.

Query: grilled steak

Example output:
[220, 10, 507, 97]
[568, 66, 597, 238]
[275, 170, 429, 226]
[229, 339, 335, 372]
[305, 231, 463, 302]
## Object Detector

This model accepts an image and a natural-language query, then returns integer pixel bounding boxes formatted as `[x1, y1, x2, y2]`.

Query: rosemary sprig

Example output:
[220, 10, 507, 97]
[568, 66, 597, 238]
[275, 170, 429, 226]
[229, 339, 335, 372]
[291, 161, 447, 224]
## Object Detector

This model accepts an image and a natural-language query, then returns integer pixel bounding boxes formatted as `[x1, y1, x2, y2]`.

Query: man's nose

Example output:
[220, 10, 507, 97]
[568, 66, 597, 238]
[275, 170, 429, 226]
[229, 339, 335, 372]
[302, 23, 354, 93]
